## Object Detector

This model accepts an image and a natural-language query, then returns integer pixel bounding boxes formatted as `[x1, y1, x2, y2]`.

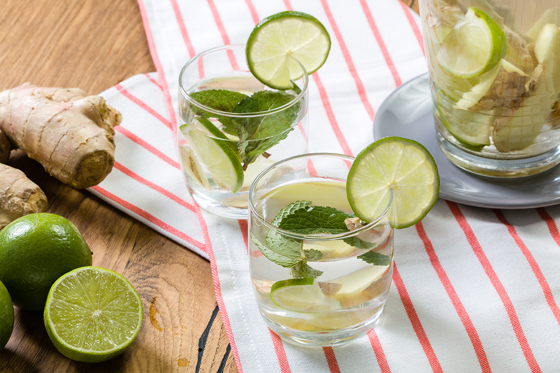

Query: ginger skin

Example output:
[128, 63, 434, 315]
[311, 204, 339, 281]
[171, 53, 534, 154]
[0, 163, 48, 230]
[0, 83, 122, 189]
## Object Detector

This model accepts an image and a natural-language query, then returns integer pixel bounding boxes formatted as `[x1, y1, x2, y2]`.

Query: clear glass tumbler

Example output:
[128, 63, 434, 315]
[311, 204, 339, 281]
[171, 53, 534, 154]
[178, 45, 309, 219]
[249, 153, 394, 347]
[420, 0, 560, 177]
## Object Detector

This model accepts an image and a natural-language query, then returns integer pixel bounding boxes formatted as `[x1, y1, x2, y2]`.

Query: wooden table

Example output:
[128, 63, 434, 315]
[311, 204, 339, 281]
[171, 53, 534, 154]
[0, 1, 417, 372]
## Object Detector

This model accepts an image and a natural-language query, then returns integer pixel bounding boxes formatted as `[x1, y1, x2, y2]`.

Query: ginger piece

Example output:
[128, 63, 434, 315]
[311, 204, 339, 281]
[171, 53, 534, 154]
[0, 163, 48, 230]
[492, 25, 560, 152]
[549, 99, 560, 129]
[0, 83, 122, 189]
[0, 130, 11, 164]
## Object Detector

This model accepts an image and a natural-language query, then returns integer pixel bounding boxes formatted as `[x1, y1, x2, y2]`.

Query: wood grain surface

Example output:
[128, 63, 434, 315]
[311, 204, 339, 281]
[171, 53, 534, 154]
[0, 1, 418, 372]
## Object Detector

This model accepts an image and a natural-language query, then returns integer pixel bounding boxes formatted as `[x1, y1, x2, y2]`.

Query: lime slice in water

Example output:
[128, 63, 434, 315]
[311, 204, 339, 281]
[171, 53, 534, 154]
[180, 119, 244, 193]
[437, 7, 507, 78]
[44, 267, 143, 363]
[246, 11, 331, 89]
[270, 278, 340, 313]
[347, 137, 439, 229]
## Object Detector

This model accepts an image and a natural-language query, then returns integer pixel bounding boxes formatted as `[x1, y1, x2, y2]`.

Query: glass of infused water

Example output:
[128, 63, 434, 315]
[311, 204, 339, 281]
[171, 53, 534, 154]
[178, 44, 309, 219]
[248, 153, 395, 346]
[420, 0, 560, 177]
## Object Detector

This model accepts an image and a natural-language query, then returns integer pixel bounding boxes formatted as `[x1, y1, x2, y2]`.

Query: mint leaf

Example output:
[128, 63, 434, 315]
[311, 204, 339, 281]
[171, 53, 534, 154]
[278, 205, 353, 233]
[343, 236, 376, 250]
[290, 261, 323, 279]
[357, 251, 391, 266]
[271, 200, 312, 226]
[190, 90, 248, 113]
[265, 231, 302, 260]
[250, 233, 300, 268]
[303, 249, 323, 261]
[233, 91, 300, 165]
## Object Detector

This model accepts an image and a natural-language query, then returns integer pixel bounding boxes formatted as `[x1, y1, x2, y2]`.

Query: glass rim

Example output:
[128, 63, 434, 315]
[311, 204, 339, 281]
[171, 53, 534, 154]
[178, 44, 309, 118]
[248, 152, 394, 240]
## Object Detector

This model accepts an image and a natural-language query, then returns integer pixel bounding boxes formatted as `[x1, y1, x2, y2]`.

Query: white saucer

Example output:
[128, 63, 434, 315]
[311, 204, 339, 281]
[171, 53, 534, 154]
[373, 73, 560, 209]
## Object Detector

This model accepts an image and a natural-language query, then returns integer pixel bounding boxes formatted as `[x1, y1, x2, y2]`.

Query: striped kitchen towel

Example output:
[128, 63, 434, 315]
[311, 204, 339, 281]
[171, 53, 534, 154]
[92, 0, 560, 371]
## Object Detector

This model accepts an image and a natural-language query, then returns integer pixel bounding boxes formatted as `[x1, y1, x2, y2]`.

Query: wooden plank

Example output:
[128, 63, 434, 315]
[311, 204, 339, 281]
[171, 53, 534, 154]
[0, 0, 236, 371]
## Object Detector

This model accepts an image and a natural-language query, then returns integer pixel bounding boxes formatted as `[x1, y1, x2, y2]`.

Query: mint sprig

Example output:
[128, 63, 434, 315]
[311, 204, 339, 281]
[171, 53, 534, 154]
[252, 201, 391, 279]
[188, 89, 301, 168]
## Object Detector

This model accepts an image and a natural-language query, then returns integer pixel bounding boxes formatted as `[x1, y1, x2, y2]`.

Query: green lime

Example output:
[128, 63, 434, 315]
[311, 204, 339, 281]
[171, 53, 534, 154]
[0, 281, 14, 349]
[246, 11, 331, 89]
[0, 213, 92, 311]
[437, 7, 507, 78]
[180, 120, 244, 193]
[347, 137, 439, 229]
[270, 278, 340, 313]
[436, 90, 492, 148]
[44, 267, 143, 363]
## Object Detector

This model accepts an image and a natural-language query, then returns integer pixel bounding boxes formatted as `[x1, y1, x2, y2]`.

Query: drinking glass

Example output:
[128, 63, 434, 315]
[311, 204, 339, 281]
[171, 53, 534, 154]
[249, 153, 394, 346]
[178, 45, 309, 219]
[420, 0, 560, 177]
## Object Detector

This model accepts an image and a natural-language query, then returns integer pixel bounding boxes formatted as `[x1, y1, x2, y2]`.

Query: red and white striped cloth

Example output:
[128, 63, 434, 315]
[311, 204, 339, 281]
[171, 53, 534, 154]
[91, 0, 560, 371]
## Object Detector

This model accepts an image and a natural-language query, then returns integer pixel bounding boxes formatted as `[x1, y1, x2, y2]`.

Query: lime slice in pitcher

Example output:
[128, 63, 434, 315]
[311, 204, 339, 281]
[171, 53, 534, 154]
[270, 278, 340, 312]
[246, 11, 331, 89]
[346, 137, 439, 229]
[437, 7, 507, 78]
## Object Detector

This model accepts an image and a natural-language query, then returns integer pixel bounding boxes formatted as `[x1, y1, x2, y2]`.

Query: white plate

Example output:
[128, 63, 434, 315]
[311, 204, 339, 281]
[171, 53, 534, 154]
[373, 73, 560, 209]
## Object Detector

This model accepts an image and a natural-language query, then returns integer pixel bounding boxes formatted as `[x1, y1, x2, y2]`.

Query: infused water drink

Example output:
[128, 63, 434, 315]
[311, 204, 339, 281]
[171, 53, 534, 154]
[249, 154, 394, 346]
[178, 45, 309, 219]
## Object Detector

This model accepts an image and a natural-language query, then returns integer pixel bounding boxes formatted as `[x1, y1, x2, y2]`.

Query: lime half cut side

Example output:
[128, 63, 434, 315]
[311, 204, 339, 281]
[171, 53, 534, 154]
[44, 267, 143, 363]
[246, 11, 331, 89]
[347, 137, 439, 229]
[180, 120, 244, 193]
[270, 278, 340, 313]
[437, 7, 507, 78]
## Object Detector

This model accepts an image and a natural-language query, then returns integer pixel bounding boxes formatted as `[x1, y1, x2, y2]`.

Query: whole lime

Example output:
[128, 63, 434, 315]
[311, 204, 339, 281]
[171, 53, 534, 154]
[0, 213, 92, 311]
[0, 280, 14, 349]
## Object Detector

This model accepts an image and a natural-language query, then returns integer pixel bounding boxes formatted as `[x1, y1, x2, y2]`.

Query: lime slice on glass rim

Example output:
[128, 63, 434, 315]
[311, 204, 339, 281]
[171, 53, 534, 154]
[44, 267, 143, 363]
[437, 7, 507, 78]
[270, 278, 340, 313]
[347, 137, 439, 229]
[180, 118, 244, 193]
[246, 11, 331, 89]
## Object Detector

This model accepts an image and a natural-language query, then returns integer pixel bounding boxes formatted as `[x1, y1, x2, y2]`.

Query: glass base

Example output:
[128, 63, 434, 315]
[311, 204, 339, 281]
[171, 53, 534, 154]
[191, 190, 248, 220]
[437, 133, 560, 178]
[262, 306, 385, 348]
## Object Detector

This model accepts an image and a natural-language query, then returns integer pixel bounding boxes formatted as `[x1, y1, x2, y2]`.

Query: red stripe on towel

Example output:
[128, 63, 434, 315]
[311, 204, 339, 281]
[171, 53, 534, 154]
[206, 0, 239, 70]
[320, 0, 375, 121]
[367, 329, 392, 373]
[113, 162, 196, 213]
[537, 208, 560, 247]
[268, 329, 292, 373]
[115, 126, 180, 170]
[238, 219, 249, 254]
[416, 222, 491, 372]
[144, 74, 163, 90]
[116, 84, 173, 130]
[398, 1, 425, 56]
[92, 185, 206, 251]
[393, 264, 443, 373]
[494, 210, 560, 326]
[447, 202, 541, 373]
[359, 0, 402, 87]
[323, 347, 341, 373]
[170, 0, 196, 58]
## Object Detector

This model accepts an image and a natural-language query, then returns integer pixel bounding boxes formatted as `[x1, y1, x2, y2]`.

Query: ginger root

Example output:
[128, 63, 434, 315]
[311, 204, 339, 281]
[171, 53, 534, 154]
[0, 163, 48, 230]
[0, 83, 122, 189]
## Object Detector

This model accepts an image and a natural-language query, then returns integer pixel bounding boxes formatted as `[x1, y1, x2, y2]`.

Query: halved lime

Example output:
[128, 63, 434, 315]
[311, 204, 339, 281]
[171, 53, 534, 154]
[437, 7, 507, 78]
[270, 278, 340, 313]
[347, 137, 439, 229]
[180, 119, 244, 193]
[246, 11, 331, 89]
[44, 267, 143, 363]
